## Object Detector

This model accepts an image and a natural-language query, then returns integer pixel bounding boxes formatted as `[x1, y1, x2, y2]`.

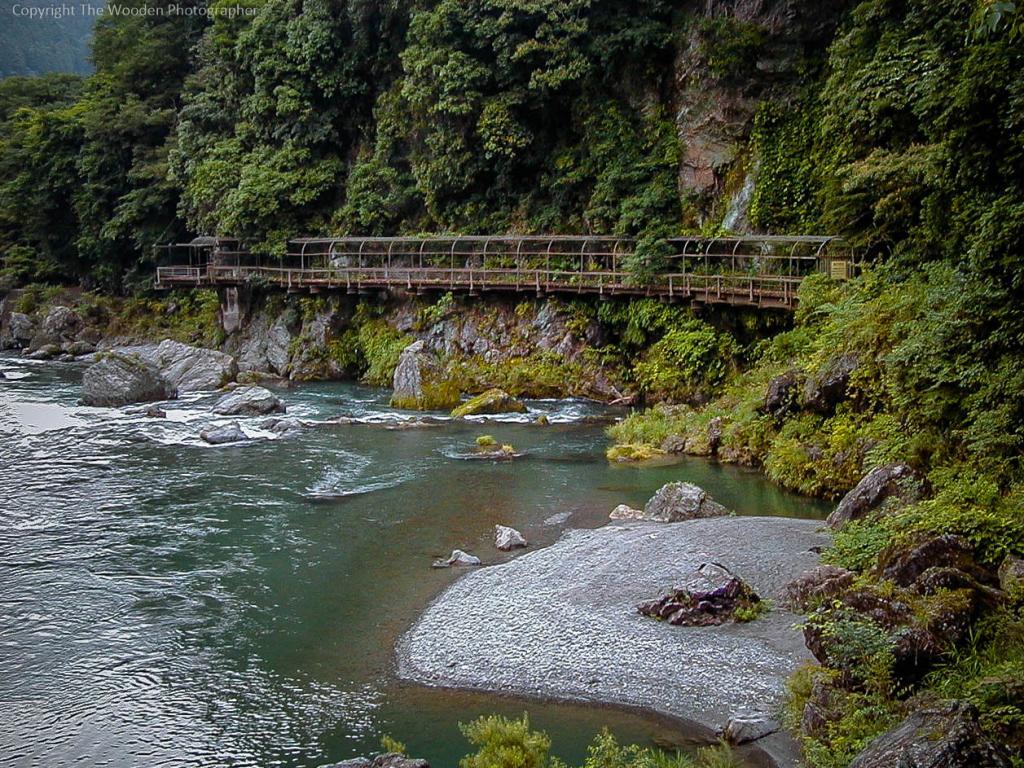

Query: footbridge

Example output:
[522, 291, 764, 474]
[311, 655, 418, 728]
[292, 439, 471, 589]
[155, 234, 857, 310]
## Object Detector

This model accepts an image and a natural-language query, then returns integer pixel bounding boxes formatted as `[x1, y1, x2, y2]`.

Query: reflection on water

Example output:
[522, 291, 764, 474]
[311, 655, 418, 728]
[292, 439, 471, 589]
[0, 357, 828, 767]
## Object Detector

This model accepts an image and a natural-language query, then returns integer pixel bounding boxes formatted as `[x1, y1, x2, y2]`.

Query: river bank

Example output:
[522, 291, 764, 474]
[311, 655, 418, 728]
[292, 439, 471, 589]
[399, 516, 828, 768]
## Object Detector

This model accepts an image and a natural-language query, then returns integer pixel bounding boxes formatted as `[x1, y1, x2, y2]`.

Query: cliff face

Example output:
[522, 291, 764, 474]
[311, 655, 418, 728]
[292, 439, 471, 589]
[672, 0, 853, 227]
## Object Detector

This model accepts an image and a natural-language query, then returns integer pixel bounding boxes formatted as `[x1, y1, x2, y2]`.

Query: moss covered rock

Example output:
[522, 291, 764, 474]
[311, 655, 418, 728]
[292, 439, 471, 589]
[390, 340, 461, 411]
[450, 388, 526, 418]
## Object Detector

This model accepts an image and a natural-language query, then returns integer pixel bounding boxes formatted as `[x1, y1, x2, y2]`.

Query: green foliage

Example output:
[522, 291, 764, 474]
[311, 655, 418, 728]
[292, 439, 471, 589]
[749, 100, 820, 233]
[459, 714, 551, 768]
[380, 735, 408, 756]
[696, 16, 766, 82]
[633, 322, 736, 403]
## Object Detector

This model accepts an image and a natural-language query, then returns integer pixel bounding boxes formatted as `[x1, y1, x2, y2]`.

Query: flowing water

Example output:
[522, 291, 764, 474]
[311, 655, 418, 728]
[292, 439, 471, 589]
[0, 356, 829, 768]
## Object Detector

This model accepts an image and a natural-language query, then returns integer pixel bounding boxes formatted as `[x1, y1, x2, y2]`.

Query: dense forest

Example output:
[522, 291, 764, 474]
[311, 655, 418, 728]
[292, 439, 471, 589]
[1, 0, 1024, 766]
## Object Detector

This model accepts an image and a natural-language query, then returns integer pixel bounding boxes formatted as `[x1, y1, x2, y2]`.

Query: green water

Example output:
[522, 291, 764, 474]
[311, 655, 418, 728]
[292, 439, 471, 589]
[0, 358, 828, 767]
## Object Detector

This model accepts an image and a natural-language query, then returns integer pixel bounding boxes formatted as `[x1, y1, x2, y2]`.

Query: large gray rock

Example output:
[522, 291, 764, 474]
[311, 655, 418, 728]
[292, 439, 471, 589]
[200, 422, 248, 445]
[30, 305, 82, 350]
[827, 464, 926, 529]
[81, 354, 176, 407]
[638, 482, 729, 522]
[7, 312, 35, 348]
[723, 712, 780, 745]
[391, 340, 459, 410]
[849, 701, 1012, 768]
[120, 340, 237, 392]
[803, 353, 859, 414]
[213, 386, 285, 416]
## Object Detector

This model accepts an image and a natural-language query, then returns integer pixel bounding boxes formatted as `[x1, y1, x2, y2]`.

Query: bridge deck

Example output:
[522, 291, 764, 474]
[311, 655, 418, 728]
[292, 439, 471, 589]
[155, 235, 855, 310]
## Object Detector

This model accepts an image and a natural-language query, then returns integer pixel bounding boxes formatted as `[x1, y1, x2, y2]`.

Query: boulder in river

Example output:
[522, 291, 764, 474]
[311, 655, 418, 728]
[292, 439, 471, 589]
[62, 340, 96, 357]
[27, 344, 61, 360]
[495, 525, 527, 551]
[145, 404, 167, 418]
[81, 353, 176, 407]
[827, 463, 926, 529]
[123, 340, 238, 392]
[451, 388, 526, 418]
[637, 562, 762, 626]
[638, 481, 728, 522]
[848, 701, 1012, 768]
[200, 422, 248, 444]
[432, 549, 482, 568]
[200, 422, 248, 445]
[213, 386, 286, 416]
[391, 340, 461, 411]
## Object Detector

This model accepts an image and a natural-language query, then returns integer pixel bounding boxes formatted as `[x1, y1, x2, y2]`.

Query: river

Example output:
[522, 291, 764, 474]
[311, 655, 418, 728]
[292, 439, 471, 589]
[0, 356, 828, 767]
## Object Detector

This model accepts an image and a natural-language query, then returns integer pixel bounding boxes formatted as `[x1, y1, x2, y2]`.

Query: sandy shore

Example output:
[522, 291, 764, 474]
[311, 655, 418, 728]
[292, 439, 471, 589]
[398, 516, 828, 767]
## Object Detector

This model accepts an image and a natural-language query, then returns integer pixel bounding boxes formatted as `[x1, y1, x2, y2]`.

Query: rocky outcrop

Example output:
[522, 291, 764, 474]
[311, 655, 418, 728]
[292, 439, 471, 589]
[30, 305, 82, 350]
[200, 422, 248, 445]
[874, 533, 982, 589]
[391, 340, 461, 411]
[827, 463, 926, 529]
[494, 525, 527, 551]
[5, 312, 35, 349]
[783, 565, 856, 611]
[81, 354, 176, 407]
[609, 503, 644, 519]
[123, 340, 238, 392]
[432, 549, 482, 568]
[213, 386, 285, 416]
[763, 370, 800, 417]
[637, 562, 762, 626]
[803, 353, 859, 414]
[451, 388, 526, 418]
[630, 481, 729, 522]
[848, 701, 1012, 768]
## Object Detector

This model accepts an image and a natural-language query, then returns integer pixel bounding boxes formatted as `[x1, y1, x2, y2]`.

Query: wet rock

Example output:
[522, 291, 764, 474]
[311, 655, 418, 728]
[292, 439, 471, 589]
[451, 388, 526, 418]
[609, 504, 644, 520]
[827, 463, 926, 529]
[200, 422, 248, 445]
[998, 554, 1024, 595]
[213, 386, 285, 416]
[27, 344, 61, 360]
[125, 340, 238, 392]
[803, 353, 858, 414]
[848, 701, 1013, 768]
[763, 370, 800, 418]
[261, 416, 303, 436]
[81, 354, 176, 407]
[62, 340, 96, 357]
[640, 481, 728, 522]
[495, 525, 527, 551]
[723, 712, 779, 745]
[637, 562, 761, 626]
[391, 340, 461, 411]
[7, 312, 35, 348]
[146, 404, 167, 418]
[432, 549, 481, 568]
[783, 565, 856, 611]
[56, 353, 75, 362]
[236, 370, 292, 388]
